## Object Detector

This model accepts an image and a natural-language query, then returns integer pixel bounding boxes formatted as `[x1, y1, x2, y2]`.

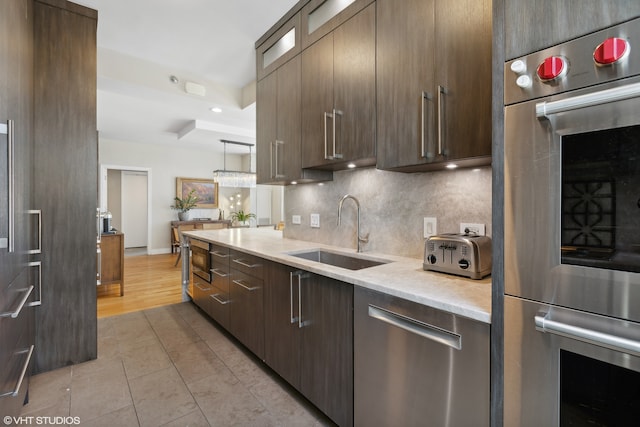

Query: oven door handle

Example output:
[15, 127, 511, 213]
[535, 314, 640, 357]
[536, 81, 640, 118]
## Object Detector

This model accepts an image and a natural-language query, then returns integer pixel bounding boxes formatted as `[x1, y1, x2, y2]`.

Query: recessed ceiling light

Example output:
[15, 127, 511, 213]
[347, 163, 356, 168]
[210, 107, 222, 113]
[446, 163, 458, 169]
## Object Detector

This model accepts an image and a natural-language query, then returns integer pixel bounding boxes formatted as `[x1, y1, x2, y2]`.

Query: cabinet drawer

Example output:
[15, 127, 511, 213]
[208, 284, 230, 329]
[230, 250, 264, 278]
[211, 266, 230, 293]
[210, 243, 230, 262]
[193, 274, 214, 311]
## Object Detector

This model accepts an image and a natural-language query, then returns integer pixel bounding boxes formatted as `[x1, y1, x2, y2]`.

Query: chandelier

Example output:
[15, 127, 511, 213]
[213, 140, 256, 188]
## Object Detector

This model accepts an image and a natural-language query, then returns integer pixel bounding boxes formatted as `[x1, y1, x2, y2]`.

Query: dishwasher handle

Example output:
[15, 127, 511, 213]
[368, 304, 462, 350]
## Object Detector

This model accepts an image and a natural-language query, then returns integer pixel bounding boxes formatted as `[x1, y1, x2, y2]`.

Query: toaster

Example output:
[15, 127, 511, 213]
[423, 233, 492, 279]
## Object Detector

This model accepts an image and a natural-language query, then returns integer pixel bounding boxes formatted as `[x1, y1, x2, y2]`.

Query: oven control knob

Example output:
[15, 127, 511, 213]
[516, 75, 532, 88]
[536, 56, 567, 82]
[594, 37, 629, 65]
[510, 59, 526, 74]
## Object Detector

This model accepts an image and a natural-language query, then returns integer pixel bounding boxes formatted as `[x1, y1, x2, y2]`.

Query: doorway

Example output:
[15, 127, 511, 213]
[100, 164, 152, 253]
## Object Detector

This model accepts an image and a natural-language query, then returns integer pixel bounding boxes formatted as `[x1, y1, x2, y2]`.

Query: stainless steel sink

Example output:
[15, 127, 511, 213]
[288, 250, 389, 270]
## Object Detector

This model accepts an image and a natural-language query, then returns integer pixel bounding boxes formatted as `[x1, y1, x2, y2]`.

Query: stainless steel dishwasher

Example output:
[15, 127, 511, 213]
[354, 287, 489, 427]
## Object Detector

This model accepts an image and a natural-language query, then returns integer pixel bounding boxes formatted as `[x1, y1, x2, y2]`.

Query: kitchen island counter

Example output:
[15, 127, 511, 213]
[184, 228, 491, 323]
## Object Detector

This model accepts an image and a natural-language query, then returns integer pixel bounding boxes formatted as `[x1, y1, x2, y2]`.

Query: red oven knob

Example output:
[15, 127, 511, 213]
[537, 56, 567, 82]
[593, 37, 629, 65]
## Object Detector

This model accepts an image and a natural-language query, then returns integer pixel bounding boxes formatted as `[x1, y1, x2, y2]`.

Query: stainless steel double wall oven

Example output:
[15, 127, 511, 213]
[504, 18, 640, 426]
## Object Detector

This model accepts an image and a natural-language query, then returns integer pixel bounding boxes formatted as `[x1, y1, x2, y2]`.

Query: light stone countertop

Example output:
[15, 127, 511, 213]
[183, 227, 492, 324]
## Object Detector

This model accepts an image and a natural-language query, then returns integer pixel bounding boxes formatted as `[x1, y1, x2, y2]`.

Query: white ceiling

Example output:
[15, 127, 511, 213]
[72, 0, 299, 154]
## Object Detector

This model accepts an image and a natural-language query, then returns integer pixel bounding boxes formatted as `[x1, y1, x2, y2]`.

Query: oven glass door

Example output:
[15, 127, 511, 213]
[504, 296, 640, 426]
[561, 124, 640, 273]
[190, 245, 211, 282]
[505, 76, 640, 321]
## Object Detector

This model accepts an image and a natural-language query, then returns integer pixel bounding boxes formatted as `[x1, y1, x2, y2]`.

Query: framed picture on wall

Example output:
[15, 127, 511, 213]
[176, 177, 219, 208]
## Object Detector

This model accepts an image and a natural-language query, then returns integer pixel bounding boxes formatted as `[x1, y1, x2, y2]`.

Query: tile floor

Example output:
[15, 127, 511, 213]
[20, 303, 333, 426]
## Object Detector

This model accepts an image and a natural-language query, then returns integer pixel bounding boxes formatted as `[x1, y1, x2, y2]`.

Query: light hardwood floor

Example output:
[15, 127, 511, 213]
[97, 253, 183, 318]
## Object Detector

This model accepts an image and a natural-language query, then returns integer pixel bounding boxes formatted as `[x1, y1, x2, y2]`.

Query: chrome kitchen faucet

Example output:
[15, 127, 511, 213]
[337, 194, 369, 253]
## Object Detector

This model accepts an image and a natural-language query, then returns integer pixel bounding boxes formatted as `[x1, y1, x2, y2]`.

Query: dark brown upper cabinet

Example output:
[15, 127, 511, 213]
[301, 3, 376, 170]
[376, 0, 492, 172]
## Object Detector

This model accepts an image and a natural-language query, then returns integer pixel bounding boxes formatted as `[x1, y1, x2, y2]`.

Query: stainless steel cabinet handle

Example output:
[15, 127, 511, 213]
[211, 293, 230, 305]
[437, 85, 446, 156]
[535, 313, 640, 357]
[324, 111, 332, 160]
[332, 108, 343, 160]
[28, 210, 42, 254]
[210, 250, 229, 258]
[368, 304, 462, 350]
[296, 272, 311, 328]
[211, 268, 228, 277]
[96, 208, 101, 244]
[289, 272, 297, 324]
[27, 261, 42, 307]
[232, 279, 260, 291]
[420, 91, 432, 158]
[536, 81, 640, 118]
[0, 285, 35, 319]
[272, 140, 285, 178]
[0, 345, 34, 398]
[232, 258, 261, 268]
[194, 282, 212, 292]
[324, 110, 344, 161]
[96, 246, 101, 285]
[6, 120, 15, 252]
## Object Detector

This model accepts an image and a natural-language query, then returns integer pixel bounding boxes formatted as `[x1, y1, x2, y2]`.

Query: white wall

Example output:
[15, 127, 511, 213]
[99, 137, 242, 254]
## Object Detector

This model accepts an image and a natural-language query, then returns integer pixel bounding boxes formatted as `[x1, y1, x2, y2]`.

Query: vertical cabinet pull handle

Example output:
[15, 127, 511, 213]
[298, 273, 304, 328]
[28, 210, 42, 254]
[420, 91, 432, 158]
[96, 246, 101, 285]
[437, 85, 446, 156]
[27, 261, 42, 307]
[324, 110, 344, 161]
[0, 285, 34, 319]
[0, 345, 34, 398]
[272, 140, 284, 178]
[332, 109, 343, 160]
[289, 272, 297, 324]
[6, 120, 15, 252]
[323, 111, 332, 160]
[290, 271, 310, 328]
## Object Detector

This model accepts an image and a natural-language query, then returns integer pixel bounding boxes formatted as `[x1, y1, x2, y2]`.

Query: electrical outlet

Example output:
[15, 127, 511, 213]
[292, 215, 301, 225]
[424, 217, 437, 238]
[460, 222, 485, 235]
[310, 213, 320, 228]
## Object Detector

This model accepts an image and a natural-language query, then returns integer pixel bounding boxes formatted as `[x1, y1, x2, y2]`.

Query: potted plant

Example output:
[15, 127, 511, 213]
[172, 189, 199, 221]
[230, 210, 256, 226]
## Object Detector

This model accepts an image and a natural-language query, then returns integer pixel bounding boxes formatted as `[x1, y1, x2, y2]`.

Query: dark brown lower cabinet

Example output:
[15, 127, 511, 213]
[265, 261, 354, 427]
[229, 270, 264, 359]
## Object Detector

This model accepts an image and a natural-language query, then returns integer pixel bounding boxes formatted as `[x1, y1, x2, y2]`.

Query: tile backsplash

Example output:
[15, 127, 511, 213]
[283, 166, 492, 259]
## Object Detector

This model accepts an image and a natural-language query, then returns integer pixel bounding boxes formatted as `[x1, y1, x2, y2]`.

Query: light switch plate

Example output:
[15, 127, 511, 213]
[424, 217, 437, 238]
[310, 213, 320, 228]
[292, 215, 301, 225]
